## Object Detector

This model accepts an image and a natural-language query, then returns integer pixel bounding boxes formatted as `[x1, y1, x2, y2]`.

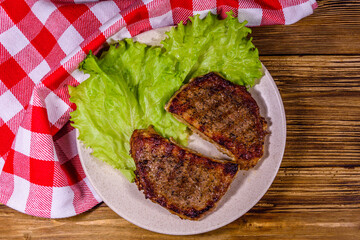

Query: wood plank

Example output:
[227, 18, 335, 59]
[1, 203, 359, 239]
[255, 55, 360, 239]
[251, 0, 360, 55]
[261, 55, 360, 169]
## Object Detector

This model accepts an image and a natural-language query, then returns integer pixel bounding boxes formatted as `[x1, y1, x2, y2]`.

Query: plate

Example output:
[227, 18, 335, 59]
[76, 27, 286, 235]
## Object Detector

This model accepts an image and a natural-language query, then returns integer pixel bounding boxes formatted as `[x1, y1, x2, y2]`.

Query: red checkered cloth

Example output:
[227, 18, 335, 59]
[0, 0, 317, 218]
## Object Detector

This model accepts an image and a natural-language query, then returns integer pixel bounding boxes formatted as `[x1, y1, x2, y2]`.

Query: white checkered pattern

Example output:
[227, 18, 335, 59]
[31, 1, 57, 25]
[14, 127, 31, 156]
[51, 186, 76, 218]
[6, 175, 30, 213]
[58, 26, 85, 56]
[90, 1, 120, 24]
[29, 60, 51, 85]
[0, 91, 23, 122]
[238, 8, 263, 26]
[45, 92, 69, 125]
[0, 26, 29, 56]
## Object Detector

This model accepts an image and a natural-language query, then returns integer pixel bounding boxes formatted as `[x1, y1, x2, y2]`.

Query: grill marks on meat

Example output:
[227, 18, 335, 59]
[165, 72, 268, 169]
[130, 126, 238, 220]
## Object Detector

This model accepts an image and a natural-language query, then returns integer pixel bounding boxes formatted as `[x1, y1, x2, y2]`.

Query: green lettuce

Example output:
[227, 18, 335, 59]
[69, 12, 262, 182]
[162, 12, 262, 86]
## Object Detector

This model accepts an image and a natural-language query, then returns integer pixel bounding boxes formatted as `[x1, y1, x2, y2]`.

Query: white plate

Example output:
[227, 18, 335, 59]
[76, 27, 286, 235]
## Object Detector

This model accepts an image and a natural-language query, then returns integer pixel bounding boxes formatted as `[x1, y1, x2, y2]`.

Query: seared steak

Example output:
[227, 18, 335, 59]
[130, 126, 238, 220]
[165, 72, 268, 169]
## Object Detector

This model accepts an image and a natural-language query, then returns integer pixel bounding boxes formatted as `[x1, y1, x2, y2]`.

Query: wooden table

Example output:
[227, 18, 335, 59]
[1, 0, 359, 239]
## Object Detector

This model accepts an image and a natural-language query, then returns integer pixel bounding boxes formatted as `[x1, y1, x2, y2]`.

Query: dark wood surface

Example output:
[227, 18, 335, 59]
[1, 0, 360, 239]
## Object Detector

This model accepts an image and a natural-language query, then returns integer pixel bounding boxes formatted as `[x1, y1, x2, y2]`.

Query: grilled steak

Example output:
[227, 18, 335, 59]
[130, 126, 238, 220]
[165, 72, 268, 169]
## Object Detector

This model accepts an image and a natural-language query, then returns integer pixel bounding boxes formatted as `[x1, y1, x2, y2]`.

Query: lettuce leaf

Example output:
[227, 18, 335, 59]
[162, 12, 263, 86]
[69, 41, 188, 181]
[69, 13, 262, 182]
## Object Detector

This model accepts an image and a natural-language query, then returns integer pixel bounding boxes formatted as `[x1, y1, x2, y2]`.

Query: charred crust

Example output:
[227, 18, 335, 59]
[165, 72, 268, 169]
[130, 126, 238, 220]
[223, 163, 239, 176]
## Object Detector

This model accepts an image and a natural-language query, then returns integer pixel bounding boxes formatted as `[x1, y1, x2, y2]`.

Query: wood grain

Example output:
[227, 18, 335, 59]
[1, 0, 360, 239]
[252, 0, 360, 55]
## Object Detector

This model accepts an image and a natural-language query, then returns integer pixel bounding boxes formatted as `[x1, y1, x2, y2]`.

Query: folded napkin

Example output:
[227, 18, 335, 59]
[0, 0, 317, 218]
